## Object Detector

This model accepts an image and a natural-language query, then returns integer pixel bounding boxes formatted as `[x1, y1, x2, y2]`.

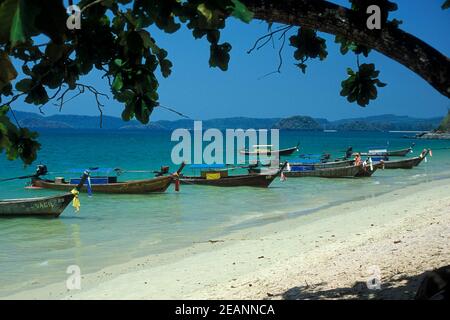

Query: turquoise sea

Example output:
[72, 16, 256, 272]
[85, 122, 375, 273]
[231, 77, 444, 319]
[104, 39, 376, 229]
[0, 130, 449, 297]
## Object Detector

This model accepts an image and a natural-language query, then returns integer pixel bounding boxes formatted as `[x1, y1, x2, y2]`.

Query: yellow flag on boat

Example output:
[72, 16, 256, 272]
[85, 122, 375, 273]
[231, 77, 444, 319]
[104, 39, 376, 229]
[71, 189, 80, 212]
[206, 173, 221, 180]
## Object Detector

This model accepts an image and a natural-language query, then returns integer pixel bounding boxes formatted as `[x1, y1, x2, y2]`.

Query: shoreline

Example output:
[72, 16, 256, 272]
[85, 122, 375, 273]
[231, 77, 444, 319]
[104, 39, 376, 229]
[4, 177, 450, 300]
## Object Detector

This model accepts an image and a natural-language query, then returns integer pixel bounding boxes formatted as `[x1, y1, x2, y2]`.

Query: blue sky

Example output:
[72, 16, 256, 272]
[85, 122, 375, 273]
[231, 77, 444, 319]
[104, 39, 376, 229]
[13, 0, 450, 121]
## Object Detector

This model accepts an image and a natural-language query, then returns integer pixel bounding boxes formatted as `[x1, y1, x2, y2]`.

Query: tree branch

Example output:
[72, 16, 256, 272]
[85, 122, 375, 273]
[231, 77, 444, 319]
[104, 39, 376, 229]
[257, 26, 292, 79]
[242, 0, 450, 98]
[55, 84, 108, 128]
[247, 25, 292, 54]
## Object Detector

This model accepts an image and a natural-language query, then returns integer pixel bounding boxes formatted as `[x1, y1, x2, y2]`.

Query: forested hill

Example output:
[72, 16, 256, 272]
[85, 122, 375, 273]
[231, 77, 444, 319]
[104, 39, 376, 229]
[9, 111, 442, 132]
[437, 110, 450, 132]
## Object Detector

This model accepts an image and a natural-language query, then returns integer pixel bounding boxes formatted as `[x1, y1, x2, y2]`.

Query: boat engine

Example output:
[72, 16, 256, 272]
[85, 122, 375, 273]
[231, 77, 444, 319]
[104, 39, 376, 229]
[36, 165, 48, 176]
[154, 166, 170, 177]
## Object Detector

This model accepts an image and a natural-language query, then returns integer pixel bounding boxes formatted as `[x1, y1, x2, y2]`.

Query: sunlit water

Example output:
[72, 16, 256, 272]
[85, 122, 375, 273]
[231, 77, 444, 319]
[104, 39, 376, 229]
[0, 130, 449, 296]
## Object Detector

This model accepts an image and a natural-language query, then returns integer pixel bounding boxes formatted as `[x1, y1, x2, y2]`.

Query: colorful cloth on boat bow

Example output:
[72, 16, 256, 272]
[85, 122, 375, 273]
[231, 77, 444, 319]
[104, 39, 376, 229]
[86, 176, 93, 197]
[71, 189, 80, 212]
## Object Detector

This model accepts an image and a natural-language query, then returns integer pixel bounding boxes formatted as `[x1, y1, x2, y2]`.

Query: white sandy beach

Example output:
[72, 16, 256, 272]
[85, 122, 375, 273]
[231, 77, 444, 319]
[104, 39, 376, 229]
[4, 177, 450, 300]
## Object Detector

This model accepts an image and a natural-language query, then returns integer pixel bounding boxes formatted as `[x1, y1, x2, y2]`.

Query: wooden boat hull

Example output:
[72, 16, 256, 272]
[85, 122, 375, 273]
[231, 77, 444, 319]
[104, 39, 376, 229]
[284, 164, 372, 178]
[355, 163, 383, 177]
[240, 146, 298, 156]
[180, 172, 278, 188]
[31, 176, 173, 194]
[386, 148, 412, 157]
[381, 156, 426, 169]
[0, 193, 74, 218]
[289, 159, 354, 168]
[288, 161, 380, 177]
[359, 147, 412, 157]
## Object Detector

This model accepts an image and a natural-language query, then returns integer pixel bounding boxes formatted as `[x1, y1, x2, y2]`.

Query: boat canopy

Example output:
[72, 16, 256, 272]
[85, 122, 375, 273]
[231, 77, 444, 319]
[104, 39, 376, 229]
[68, 167, 114, 174]
[189, 164, 227, 169]
[366, 146, 388, 150]
[289, 158, 321, 164]
[297, 154, 323, 158]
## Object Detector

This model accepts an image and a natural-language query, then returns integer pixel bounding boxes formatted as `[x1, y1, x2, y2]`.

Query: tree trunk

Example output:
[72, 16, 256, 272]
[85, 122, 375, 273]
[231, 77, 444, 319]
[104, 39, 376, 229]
[242, 0, 450, 98]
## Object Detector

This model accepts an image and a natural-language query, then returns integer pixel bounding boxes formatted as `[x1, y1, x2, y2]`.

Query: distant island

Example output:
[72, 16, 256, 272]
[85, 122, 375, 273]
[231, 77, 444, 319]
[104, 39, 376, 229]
[8, 110, 444, 132]
[437, 110, 450, 132]
[273, 116, 323, 131]
[414, 110, 450, 140]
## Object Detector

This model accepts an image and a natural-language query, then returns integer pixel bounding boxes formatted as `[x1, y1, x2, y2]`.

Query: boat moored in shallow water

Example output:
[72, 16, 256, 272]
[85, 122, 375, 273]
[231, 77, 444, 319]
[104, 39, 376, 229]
[352, 144, 415, 157]
[1, 172, 89, 218]
[378, 149, 431, 169]
[180, 163, 287, 188]
[30, 163, 185, 194]
[240, 144, 299, 157]
[283, 163, 379, 178]
[0, 193, 77, 218]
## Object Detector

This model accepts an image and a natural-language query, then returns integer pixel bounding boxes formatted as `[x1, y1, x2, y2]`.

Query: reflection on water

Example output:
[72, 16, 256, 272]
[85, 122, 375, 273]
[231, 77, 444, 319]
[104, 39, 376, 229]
[0, 130, 449, 296]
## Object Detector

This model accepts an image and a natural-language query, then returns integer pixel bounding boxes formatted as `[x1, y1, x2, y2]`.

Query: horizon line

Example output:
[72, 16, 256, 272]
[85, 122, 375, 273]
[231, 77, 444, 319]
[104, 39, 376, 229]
[11, 110, 446, 122]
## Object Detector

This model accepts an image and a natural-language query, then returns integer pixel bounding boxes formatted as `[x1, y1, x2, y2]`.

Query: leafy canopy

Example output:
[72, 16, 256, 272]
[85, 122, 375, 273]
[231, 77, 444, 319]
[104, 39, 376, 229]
[0, 0, 447, 164]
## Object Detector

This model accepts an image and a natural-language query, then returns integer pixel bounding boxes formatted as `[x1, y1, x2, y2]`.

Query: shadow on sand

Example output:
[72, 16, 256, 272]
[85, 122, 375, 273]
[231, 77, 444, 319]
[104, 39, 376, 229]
[270, 265, 450, 300]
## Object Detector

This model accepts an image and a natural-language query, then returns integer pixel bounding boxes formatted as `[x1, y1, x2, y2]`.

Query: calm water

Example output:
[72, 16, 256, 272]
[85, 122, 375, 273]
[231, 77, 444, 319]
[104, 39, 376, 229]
[1, 130, 449, 296]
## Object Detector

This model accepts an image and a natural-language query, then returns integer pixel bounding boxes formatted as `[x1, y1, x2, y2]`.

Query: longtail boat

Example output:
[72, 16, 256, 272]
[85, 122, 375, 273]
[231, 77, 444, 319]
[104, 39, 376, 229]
[355, 162, 384, 177]
[240, 143, 299, 156]
[289, 158, 354, 168]
[283, 163, 376, 178]
[355, 144, 415, 157]
[0, 172, 88, 218]
[30, 163, 185, 194]
[380, 149, 430, 169]
[180, 163, 287, 188]
[248, 159, 354, 175]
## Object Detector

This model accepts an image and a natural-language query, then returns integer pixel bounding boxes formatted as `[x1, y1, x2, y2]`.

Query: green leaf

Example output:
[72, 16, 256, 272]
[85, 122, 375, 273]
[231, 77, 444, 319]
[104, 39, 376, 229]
[290, 27, 328, 72]
[340, 64, 387, 107]
[10, 1, 26, 45]
[0, 51, 17, 90]
[33, 0, 66, 43]
[139, 30, 153, 49]
[159, 59, 172, 78]
[230, 0, 253, 23]
[197, 4, 213, 22]
[15, 78, 32, 92]
[442, 0, 450, 9]
[115, 89, 134, 104]
[376, 80, 387, 87]
[126, 31, 144, 53]
[0, 109, 40, 165]
[24, 83, 48, 105]
[295, 63, 307, 74]
[0, 0, 18, 43]
[112, 73, 123, 91]
[121, 103, 134, 121]
[0, 0, 41, 46]
[209, 43, 232, 71]
[114, 58, 124, 67]
[45, 43, 64, 62]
